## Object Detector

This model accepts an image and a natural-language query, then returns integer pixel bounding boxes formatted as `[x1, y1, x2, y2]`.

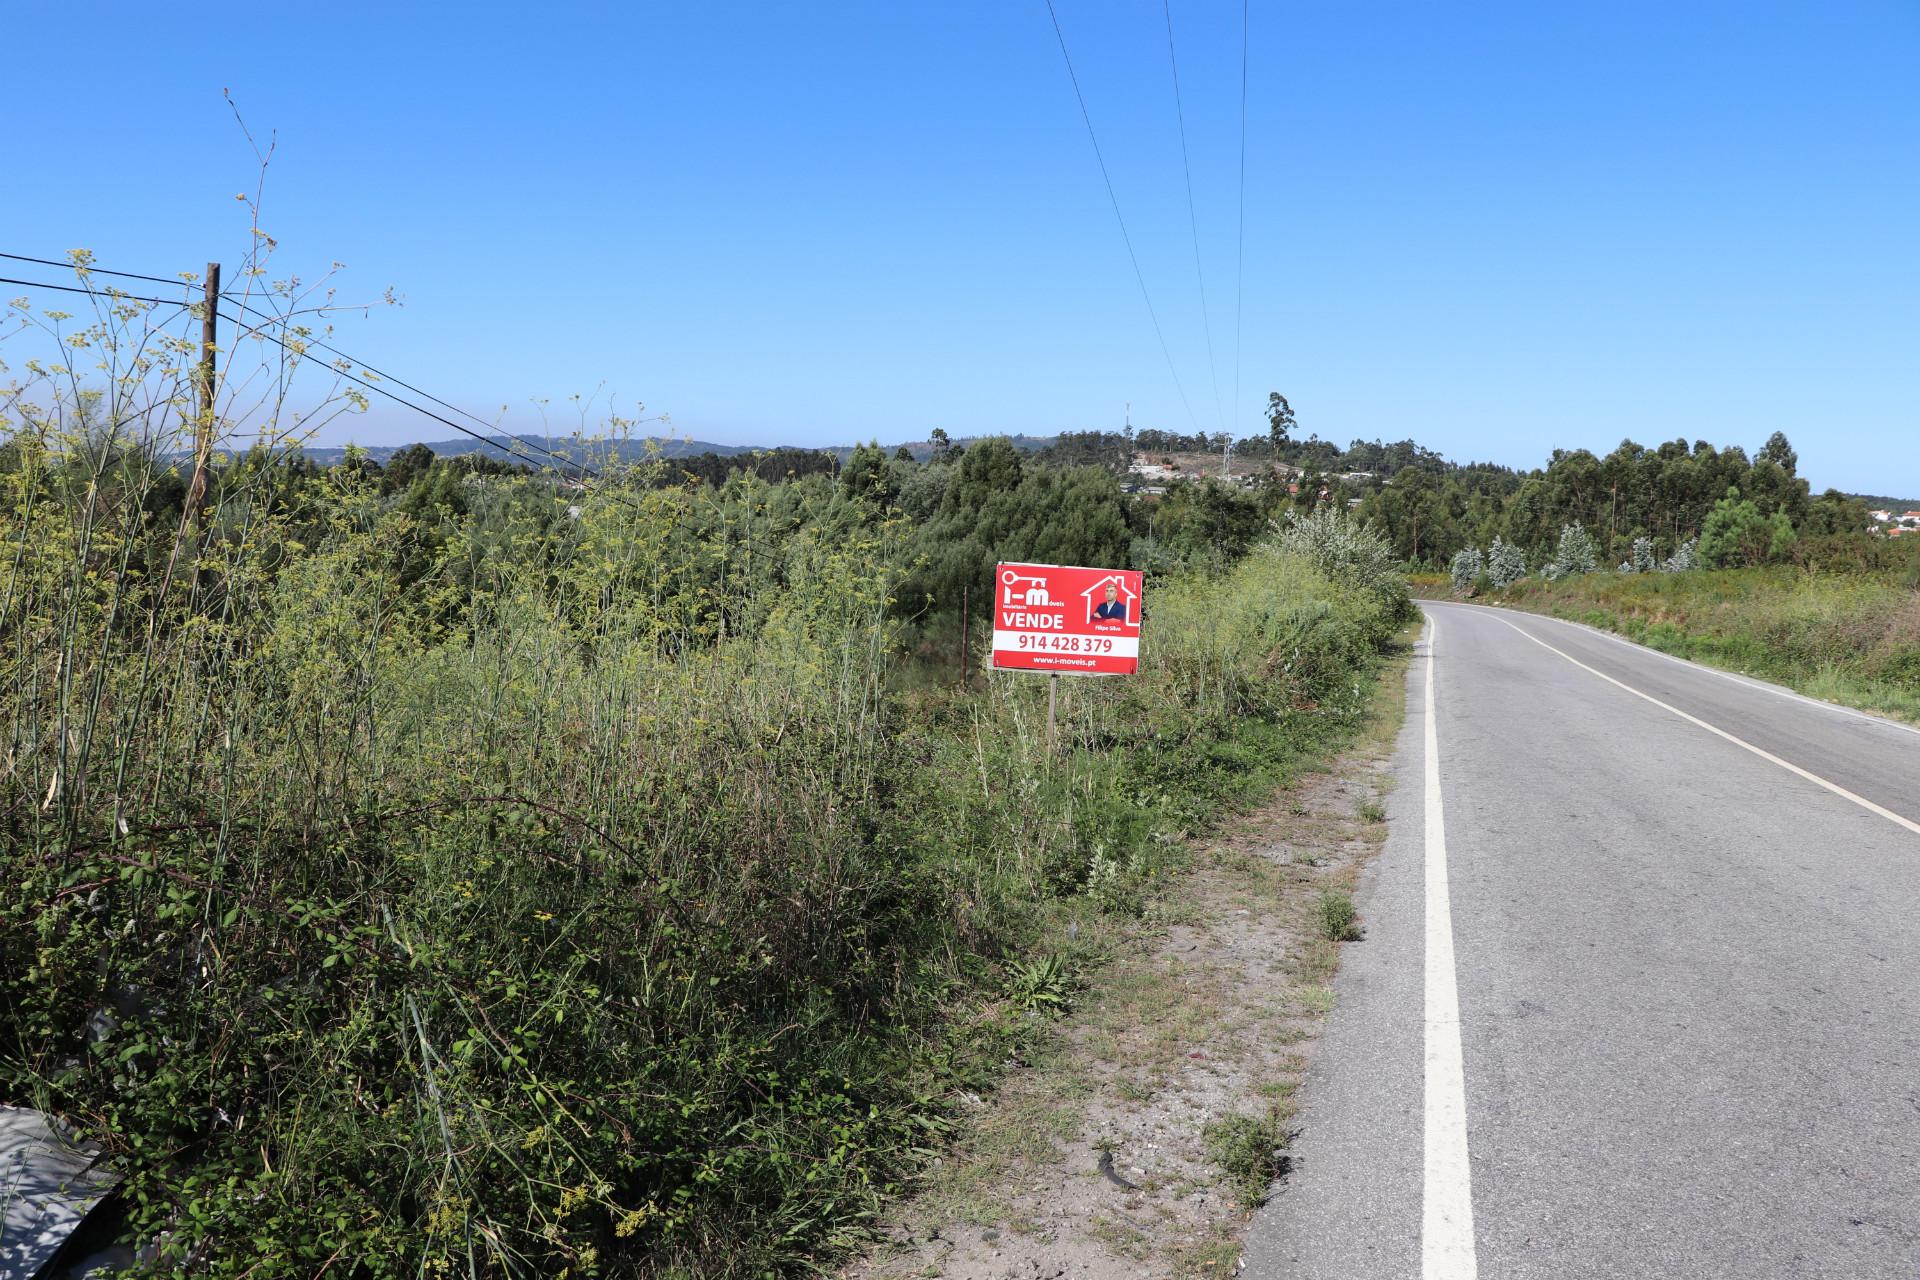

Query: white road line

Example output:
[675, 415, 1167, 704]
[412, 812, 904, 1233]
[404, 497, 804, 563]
[1430, 601, 1920, 741]
[1489, 614, 1920, 840]
[1423, 616, 1479, 1279]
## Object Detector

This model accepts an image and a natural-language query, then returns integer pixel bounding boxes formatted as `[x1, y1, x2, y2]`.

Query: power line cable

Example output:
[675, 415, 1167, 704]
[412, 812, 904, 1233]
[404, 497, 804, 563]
[221, 296, 669, 480]
[6, 267, 595, 480]
[227, 308, 786, 536]
[0, 252, 189, 288]
[0, 274, 206, 345]
[216, 307, 601, 482]
[214, 286, 669, 480]
[1232, 0, 1251, 440]
[5, 262, 733, 527]
[1, 274, 190, 309]
[12, 257, 820, 530]
[1042, 0, 1200, 436]
[7, 251, 638, 473]
[1161, 0, 1224, 437]
[223, 294, 551, 456]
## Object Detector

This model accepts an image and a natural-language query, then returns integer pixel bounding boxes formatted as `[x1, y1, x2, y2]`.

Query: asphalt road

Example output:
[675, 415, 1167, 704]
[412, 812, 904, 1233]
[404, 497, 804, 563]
[1243, 601, 1920, 1279]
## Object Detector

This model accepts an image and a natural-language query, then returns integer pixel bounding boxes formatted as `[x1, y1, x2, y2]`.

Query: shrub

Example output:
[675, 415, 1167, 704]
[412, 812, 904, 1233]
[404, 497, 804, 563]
[1275, 506, 1415, 626]
[1449, 547, 1484, 594]
[1486, 536, 1528, 588]
[1542, 522, 1600, 580]
[1662, 536, 1700, 573]
[0, 269, 1404, 1273]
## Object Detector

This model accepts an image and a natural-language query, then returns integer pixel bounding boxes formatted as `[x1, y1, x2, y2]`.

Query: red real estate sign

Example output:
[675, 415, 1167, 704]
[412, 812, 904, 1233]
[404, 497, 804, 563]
[989, 562, 1143, 676]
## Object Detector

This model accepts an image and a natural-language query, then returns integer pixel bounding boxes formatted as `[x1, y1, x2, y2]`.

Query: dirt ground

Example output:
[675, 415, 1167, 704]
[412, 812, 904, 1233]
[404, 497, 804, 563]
[845, 661, 1410, 1280]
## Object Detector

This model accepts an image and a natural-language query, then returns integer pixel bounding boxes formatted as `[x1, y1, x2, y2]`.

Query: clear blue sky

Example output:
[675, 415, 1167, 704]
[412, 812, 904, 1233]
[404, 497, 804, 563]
[8, 2, 1917, 495]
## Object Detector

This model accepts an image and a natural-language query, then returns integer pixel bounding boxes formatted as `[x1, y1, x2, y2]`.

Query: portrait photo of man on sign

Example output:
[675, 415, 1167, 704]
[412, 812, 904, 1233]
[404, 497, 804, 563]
[1080, 573, 1139, 630]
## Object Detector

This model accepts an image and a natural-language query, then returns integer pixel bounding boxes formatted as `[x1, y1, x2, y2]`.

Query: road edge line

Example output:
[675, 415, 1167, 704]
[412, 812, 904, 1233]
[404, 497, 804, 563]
[1487, 614, 1920, 839]
[1423, 614, 1479, 1279]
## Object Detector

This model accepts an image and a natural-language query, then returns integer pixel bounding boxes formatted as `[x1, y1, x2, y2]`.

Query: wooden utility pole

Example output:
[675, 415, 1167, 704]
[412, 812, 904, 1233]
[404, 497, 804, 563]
[152, 262, 221, 617]
[184, 262, 220, 523]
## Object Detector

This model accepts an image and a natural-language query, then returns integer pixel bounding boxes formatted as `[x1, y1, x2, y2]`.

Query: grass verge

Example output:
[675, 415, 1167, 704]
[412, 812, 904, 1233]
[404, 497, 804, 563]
[849, 625, 1415, 1280]
[1479, 567, 1920, 723]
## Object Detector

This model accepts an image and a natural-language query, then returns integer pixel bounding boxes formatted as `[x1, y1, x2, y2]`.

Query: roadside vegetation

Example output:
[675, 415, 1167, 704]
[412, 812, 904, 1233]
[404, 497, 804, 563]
[1483, 565, 1920, 723]
[1336, 418, 1919, 726]
[0, 263, 1410, 1275]
[850, 650, 1410, 1280]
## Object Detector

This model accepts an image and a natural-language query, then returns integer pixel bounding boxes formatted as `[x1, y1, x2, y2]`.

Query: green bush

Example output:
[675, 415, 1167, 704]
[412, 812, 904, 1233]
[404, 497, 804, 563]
[1699, 488, 1796, 567]
[1276, 506, 1416, 630]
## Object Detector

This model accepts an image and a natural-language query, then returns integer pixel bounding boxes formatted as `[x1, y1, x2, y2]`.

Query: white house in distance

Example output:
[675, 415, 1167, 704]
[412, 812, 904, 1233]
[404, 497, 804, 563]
[1867, 509, 1920, 537]
[1080, 573, 1138, 624]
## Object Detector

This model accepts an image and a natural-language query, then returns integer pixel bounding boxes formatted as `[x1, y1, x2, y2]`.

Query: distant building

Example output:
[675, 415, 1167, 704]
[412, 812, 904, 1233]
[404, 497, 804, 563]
[1128, 462, 1180, 483]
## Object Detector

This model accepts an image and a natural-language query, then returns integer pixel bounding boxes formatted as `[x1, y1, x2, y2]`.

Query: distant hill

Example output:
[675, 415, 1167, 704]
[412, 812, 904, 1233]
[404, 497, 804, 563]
[296, 435, 761, 467]
[1847, 492, 1920, 512]
[841, 433, 1058, 463]
[295, 432, 1061, 467]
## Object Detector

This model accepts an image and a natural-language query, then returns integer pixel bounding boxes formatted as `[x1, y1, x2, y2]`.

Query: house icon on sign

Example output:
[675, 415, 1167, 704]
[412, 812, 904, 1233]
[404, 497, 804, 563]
[1082, 575, 1138, 624]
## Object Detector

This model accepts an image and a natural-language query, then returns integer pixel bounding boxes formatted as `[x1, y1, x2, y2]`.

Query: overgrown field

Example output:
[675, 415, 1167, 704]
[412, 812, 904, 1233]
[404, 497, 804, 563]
[0, 408, 1409, 1276]
[1493, 566, 1920, 722]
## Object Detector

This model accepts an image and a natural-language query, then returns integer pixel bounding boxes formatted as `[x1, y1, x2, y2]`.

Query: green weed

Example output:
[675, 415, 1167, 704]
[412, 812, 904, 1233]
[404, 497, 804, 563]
[1203, 1109, 1292, 1210]
[1003, 954, 1078, 1016]
[1316, 887, 1361, 941]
